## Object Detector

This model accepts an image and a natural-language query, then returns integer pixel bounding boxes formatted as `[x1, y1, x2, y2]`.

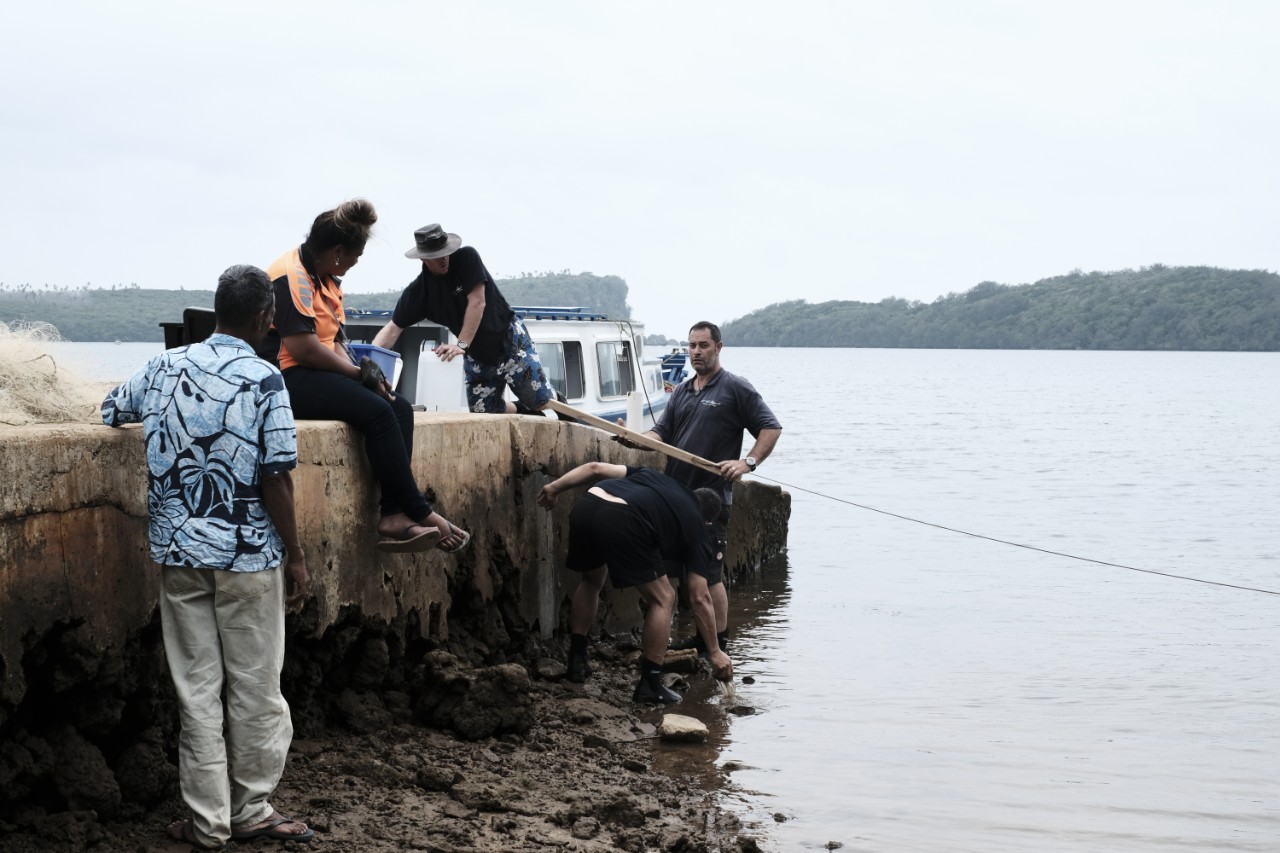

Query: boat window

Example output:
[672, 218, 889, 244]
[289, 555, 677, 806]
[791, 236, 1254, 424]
[563, 342, 585, 399]
[597, 340, 635, 398]
[540, 341, 585, 400]
[645, 364, 662, 394]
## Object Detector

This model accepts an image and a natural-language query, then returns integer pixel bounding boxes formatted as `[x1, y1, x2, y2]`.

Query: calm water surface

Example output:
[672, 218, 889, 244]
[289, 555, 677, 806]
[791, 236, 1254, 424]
[56, 342, 1279, 851]
[691, 347, 1278, 852]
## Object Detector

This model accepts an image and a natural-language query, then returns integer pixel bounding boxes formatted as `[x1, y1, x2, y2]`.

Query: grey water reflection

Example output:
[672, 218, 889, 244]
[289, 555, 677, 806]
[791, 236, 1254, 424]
[646, 553, 792, 803]
[646, 348, 1279, 852]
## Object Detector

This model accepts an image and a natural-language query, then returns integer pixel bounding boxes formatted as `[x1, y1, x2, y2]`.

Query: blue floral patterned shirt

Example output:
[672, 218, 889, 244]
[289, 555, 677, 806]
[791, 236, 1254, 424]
[102, 333, 298, 572]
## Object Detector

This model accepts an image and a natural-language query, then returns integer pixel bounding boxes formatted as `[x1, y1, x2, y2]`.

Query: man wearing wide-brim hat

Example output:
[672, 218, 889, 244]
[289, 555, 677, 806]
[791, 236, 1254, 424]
[372, 224, 555, 415]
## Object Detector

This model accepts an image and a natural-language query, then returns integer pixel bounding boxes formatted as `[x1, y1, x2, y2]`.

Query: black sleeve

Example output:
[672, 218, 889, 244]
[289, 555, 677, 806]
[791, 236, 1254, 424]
[685, 527, 715, 578]
[271, 278, 316, 338]
[391, 278, 429, 329]
[736, 378, 782, 436]
[450, 248, 487, 293]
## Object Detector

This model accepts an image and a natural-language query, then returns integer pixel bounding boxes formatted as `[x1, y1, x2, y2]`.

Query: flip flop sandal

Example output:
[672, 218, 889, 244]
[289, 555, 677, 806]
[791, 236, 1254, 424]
[437, 522, 472, 554]
[231, 814, 315, 843]
[376, 525, 442, 553]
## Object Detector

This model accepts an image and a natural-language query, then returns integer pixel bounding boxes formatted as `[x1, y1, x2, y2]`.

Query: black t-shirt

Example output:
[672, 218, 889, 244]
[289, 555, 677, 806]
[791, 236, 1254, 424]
[598, 467, 715, 574]
[390, 246, 514, 365]
[651, 368, 782, 504]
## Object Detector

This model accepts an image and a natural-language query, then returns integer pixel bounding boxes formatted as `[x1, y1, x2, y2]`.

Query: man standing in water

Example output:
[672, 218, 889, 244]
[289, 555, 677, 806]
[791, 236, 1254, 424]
[537, 462, 732, 702]
[103, 265, 314, 849]
[373, 223, 555, 415]
[626, 321, 782, 654]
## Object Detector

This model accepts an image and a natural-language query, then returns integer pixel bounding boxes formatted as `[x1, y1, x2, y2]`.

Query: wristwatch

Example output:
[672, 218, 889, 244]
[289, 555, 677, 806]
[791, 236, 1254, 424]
[456, 340, 469, 351]
[744, 456, 758, 471]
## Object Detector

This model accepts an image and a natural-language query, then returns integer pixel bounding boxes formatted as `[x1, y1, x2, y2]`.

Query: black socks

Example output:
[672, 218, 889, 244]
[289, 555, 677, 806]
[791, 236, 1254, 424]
[567, 634, 591, 683]
[633, 657, 682, 704]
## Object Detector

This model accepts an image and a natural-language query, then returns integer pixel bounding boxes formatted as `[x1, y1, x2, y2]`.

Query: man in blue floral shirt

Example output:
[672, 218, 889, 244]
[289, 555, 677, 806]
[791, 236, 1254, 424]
[103, 265, 313, 849]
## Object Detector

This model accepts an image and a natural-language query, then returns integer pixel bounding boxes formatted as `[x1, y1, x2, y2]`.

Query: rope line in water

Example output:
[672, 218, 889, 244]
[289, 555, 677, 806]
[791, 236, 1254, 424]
[751, 474, 1280, 597]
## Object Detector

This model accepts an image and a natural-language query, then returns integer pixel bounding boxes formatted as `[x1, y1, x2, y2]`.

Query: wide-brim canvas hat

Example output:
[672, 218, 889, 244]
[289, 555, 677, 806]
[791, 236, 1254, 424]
[405, 224, 462, 260]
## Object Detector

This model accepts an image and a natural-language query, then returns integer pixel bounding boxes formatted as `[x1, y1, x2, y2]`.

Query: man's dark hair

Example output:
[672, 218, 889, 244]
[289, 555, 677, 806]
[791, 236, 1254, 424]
[693, 487, 723, 524]
[689, 321, 722, 344]
[215, 264, 274, 327]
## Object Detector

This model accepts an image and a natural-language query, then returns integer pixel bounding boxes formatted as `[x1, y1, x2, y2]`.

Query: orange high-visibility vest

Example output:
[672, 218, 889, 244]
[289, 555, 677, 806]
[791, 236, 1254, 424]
[266, 247, 344, 371]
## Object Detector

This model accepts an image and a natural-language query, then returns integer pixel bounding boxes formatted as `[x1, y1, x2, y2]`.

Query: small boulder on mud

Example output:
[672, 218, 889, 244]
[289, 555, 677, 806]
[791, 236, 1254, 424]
[658, 714, 709, 743]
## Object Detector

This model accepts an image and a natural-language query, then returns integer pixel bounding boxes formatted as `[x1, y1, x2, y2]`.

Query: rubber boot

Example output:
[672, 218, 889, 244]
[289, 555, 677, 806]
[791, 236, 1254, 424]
[567, 633, 591, 683]
[632, 658, 681, 704]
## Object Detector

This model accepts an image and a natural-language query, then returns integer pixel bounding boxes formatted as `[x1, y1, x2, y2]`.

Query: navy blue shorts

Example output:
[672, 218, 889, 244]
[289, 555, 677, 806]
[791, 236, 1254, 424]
[464, 318, 555, 413]
[565, 493, 665, 589]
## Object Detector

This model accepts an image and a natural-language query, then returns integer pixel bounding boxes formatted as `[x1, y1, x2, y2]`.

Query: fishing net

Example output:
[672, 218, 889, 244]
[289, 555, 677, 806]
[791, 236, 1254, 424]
[0, 322, 104, 426]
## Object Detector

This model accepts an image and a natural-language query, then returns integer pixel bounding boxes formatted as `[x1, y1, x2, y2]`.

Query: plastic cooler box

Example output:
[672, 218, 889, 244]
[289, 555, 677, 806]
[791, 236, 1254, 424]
[348, 343, 403, 388]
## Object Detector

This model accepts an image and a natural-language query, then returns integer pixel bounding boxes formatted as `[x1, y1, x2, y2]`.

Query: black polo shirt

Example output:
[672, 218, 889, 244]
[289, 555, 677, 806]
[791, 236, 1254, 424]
[390, 246, 514, 365]
[651, 368, 781, 505]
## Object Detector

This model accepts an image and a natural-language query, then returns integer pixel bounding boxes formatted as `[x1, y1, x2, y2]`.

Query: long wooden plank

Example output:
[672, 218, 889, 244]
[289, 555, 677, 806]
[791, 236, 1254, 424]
[545, 398, 723, 477]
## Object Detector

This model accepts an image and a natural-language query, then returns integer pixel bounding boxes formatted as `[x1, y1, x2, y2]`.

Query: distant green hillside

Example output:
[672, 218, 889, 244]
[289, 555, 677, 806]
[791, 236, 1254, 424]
[498, 271, 631, 319]
[721, 266, 1280, 351]
[0, 271, 632, 341]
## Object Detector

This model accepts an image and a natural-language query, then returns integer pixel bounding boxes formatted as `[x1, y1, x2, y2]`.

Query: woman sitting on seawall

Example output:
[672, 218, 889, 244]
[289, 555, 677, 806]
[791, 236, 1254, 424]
[259, 199, 469, 553]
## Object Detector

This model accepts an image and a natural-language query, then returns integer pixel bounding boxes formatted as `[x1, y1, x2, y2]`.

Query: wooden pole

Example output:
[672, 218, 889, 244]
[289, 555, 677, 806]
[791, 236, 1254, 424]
[544, 398, 723, 477]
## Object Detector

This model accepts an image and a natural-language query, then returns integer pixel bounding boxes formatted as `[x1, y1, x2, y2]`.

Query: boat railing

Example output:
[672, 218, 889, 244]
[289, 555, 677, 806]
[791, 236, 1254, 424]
[510, 306, 612, 322]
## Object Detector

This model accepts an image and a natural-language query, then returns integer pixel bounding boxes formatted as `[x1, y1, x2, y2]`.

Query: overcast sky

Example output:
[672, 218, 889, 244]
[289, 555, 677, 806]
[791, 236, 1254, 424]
[2, 1, 1276, 339]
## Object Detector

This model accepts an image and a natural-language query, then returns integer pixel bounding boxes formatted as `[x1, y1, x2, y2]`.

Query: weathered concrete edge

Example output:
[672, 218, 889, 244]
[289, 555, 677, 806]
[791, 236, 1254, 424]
[0, 415, 790, 712]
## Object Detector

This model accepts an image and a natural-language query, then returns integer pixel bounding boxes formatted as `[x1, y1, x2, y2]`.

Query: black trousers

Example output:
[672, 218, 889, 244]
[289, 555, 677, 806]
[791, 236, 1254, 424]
[283, 367, 431, 522]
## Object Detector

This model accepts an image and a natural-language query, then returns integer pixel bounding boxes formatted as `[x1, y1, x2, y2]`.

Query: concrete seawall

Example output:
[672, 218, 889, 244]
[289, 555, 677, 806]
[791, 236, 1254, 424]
[0, 414, 789, 818]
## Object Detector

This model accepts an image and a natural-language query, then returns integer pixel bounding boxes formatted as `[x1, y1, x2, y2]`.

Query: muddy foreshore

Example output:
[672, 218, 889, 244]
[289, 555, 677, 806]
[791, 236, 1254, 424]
[0, 616, 767, 853]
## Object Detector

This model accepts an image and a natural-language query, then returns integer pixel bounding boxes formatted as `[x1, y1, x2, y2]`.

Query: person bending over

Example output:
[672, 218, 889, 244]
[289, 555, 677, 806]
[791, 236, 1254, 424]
[537, 462, 732, 704]
[259, 200, 468, 553]
[372, 223, 555, 415]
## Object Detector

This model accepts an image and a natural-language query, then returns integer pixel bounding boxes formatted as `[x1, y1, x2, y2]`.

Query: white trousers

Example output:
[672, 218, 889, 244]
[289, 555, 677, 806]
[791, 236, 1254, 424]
[160, 566, 292, 847]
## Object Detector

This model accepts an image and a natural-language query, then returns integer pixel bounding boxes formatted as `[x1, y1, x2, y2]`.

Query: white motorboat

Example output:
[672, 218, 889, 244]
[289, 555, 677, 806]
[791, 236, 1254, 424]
[345, 306, 675, 429]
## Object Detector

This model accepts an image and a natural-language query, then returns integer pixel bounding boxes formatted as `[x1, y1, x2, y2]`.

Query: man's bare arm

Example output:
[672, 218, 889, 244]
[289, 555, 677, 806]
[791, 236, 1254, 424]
[536, 461, 628, 508]
[685, 572, 733, 681]
[261, 470, 309, 607]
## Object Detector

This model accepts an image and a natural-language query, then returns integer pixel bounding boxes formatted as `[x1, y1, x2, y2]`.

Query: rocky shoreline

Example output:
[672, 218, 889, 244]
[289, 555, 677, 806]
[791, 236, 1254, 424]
[0, 627, 769, 853]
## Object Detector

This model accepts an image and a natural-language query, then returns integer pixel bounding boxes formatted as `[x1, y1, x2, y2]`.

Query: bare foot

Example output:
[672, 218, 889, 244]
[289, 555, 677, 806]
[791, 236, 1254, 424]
[232, 810, 314, 841]
[377, 512, 434, 541]
[426, 511, 471, 553]
[167, 819, 224, 849]
[166, 819, 192, 843]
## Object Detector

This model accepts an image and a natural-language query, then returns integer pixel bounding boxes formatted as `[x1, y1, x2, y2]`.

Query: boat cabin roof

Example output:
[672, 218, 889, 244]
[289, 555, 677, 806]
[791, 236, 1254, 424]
[345, 306, 613, 323]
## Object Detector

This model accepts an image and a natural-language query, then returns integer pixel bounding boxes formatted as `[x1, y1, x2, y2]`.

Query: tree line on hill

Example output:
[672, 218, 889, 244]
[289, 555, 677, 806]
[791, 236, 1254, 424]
[0, 271, 633, 342]
[3, 265, 1277, 350]
[720, 266, 1280, 351]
